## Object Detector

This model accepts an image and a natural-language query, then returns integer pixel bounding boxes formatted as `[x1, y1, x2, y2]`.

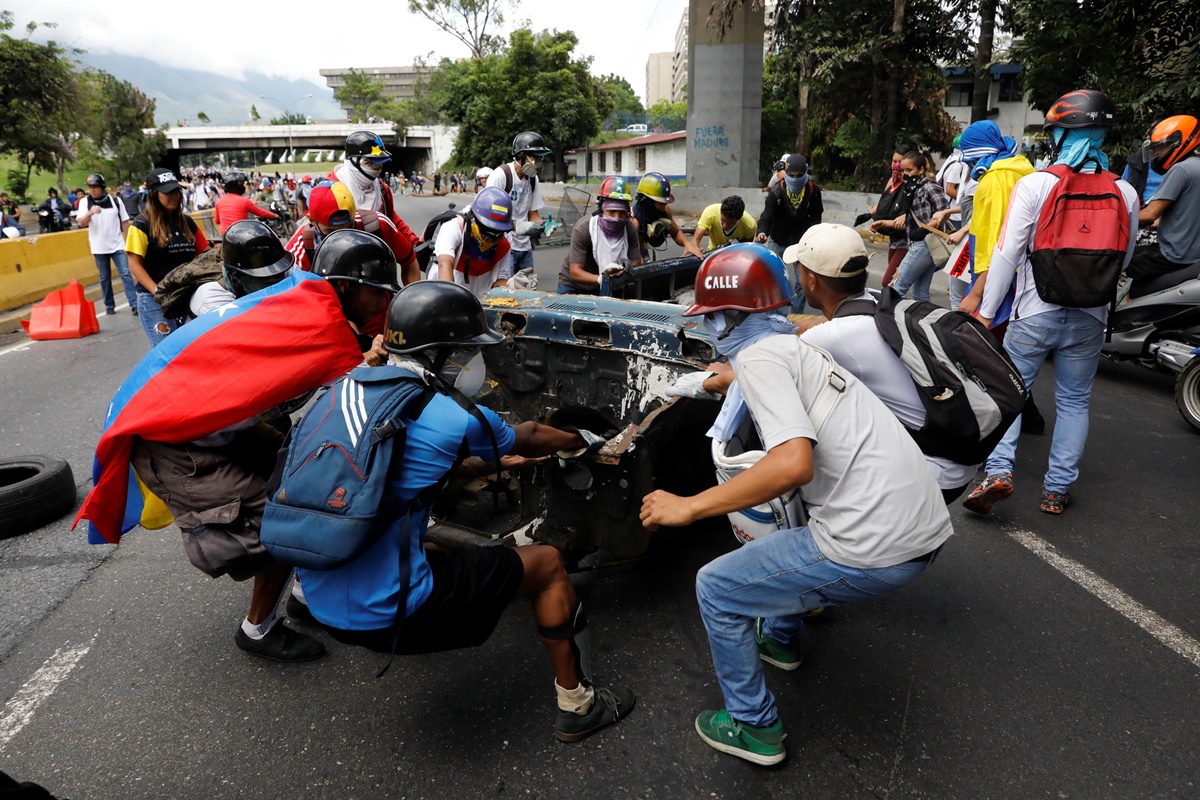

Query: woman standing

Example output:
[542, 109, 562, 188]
[125, 168, 209, 346]
[868, 148, 912, 286]
[889, 152, 950, 304]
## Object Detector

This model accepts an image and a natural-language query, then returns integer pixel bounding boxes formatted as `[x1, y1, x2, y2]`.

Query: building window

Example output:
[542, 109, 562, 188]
[614, 151, 622, 172]
[997, 73, 1023, 103]
[636, 148, 647, 171]
[587, 152, 593, 174]
[599, 152, 607, 172]
[946, 82, 973, 107]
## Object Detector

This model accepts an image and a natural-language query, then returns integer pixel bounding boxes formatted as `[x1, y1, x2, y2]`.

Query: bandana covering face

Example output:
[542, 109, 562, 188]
[959, 120, 1019, 179]
[702, 311, 796, 442]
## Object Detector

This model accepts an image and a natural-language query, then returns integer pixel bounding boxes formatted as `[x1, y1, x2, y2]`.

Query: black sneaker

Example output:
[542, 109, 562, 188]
[553, 685, 636, 742]
[286, 594, 316, 624]
[105, 308, 116, 315]
[234, 622, 325, 663]
[131, 308, 138, 317]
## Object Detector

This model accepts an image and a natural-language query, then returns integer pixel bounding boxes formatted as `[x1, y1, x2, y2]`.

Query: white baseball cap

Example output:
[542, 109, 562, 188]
[782, 223, 868, 278]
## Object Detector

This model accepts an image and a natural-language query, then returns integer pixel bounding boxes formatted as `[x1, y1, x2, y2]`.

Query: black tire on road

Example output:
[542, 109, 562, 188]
[1175, 358, 1200, 433]
[0, 456, 77, 538]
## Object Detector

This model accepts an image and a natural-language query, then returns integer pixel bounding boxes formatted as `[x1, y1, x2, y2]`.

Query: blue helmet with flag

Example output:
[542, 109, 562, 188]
[470, 186, 514, 232]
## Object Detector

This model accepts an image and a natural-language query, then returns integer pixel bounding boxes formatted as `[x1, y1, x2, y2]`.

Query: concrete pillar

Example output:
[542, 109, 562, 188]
[686, 0, 764, 189]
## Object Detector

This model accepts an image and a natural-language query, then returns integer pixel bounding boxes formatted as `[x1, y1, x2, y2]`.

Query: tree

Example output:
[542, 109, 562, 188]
[646, 99, 687, 131]
[407, 0, 509, 59]
[424, 28, 602, 178]
[270, 112, 307, 126]
[333, 68, 385, 122]
[970, 0, 1000, 124]
[595, 74, 644, 125]
[196, 111, 210, 125]
[250, 104, 261, 123]
[82, 71, 167, 182]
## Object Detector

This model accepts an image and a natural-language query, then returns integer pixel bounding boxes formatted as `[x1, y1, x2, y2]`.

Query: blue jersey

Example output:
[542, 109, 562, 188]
[299, 394, 515, 630]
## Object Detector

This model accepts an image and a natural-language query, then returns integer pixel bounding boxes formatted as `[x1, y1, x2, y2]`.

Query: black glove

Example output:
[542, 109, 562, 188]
[854, 212, 872, 227]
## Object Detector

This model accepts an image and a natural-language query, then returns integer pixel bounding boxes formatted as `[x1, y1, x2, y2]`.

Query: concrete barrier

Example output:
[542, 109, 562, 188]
[0, 210, 216, 314]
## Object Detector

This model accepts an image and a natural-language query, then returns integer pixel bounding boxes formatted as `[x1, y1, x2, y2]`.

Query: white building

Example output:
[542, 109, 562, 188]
[672, 9, 688, 103]
[942, 63, 1045, 142]
[563, 132, 687, 182]
[646, 53, 674, 107]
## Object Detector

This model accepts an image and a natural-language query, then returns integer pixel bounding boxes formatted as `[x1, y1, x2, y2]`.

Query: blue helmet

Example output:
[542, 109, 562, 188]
[470, 186, 515, 232]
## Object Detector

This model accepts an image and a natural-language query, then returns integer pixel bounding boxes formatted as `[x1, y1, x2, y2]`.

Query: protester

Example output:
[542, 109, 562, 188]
[212, 172, 278, 238]
[868, 148, 912, 286]
[38, 188, 72, 229]
[936, 133, 967, 229]
[889, 152, 950, 303]
[640, 243, 953, 766]
[1, 191, 26, 237]
[285, 280, 637, 742]
[125, 168, 209, 347]
[557, 177, 642, 295]
[1127, 115, 1200, 284]
[964, 90, 1139, 516]
[487, 132, 551, 275]
[693, 196, 757, 252]
[77, 173, 136, 316]
[431, 186, 515, 298]
[631, 172, 703, 261]
[755, 153, 824, 312]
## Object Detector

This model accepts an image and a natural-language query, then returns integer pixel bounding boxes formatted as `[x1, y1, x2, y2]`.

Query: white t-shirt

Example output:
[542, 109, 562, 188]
[190, 281, 237, 317]
[940, 159, 968, 223]
[79, 195, 130, 254]
[801, 294, 978, 490]
[735, 335, 954, 569]
[431, 216, 513, 299]
[486, 164, 545, 252]
[980, 170, 1139, 324]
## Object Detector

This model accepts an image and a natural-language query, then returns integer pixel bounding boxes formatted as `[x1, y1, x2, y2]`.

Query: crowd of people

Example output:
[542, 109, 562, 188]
[64, 94, 1200, 770]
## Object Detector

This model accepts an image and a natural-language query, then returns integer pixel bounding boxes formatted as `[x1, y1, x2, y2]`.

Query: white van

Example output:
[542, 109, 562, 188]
[622, 124, 649, 134]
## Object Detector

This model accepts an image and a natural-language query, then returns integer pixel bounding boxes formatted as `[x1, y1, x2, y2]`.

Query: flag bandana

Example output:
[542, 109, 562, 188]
[73, 272, 364, 544]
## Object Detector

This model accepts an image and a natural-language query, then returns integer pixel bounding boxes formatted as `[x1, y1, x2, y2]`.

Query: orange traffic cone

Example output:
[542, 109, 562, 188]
[21, 280, 101, 340]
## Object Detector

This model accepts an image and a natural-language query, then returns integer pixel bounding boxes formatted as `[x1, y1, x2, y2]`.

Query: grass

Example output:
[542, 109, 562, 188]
[0, 152, 122, 204]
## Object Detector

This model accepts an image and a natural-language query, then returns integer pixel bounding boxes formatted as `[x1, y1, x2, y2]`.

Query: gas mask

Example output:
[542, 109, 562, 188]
[442, 349, 486, 396]
[356, 158, 384, 179]
[519, 154, 542, 178]
[470, 221, 502, 250]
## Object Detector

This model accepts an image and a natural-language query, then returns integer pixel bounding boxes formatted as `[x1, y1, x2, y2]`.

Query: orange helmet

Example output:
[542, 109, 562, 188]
[1143, 115, 1200, 175]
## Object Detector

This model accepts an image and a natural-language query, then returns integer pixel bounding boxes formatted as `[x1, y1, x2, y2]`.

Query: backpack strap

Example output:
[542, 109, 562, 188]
[799, 342, 849, 436]
[500, 163, 515, 194]
[830, 298, 877, 319]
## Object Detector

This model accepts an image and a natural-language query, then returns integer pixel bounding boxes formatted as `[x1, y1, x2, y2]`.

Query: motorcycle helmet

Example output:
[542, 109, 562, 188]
[598, 176, 633, 203]
[1142, 115, 1200, 176]
[222, 171, 247, 191]
[221, 220, 294, 297]
[311, 229, 400, 292]
[86, 173, 106, 189]
[1043, 89, 1115, 130]
[345, 131, 391, 161]
[470, 187, 515, 234]
[383, 281, 503, 356]
[683, 243, 793, 316]
[636, 172, 674, 204]
[511, 131, 552, 159]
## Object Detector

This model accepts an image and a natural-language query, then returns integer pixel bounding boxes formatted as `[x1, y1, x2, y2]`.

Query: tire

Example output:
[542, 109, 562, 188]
[0, 456, 77, 538]
[1175, 358, 1200, 433]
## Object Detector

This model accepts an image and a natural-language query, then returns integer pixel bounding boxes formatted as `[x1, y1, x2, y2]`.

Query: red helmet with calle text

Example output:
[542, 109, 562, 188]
[683, 243, 793, 316]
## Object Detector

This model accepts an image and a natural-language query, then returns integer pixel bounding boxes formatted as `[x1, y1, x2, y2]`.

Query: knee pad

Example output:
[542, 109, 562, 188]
[538, 601, 591, 685]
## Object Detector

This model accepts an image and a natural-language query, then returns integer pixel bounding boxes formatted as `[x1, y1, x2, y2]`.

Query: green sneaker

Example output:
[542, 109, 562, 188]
[755, 619, 802, 671]
[695, 709, 786, 766]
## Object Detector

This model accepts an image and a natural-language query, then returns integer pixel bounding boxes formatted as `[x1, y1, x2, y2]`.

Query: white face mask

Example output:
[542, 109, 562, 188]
[443, 349, 486, 397]
[357, 159, 383, 179]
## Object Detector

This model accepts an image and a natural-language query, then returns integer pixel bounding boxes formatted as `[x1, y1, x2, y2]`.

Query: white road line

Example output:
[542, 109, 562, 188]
[1008, 529, 1200, 671]
[0, 635, 96, 751]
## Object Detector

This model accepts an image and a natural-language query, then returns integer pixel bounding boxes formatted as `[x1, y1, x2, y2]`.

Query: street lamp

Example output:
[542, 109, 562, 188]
[260, 93, 312, 169]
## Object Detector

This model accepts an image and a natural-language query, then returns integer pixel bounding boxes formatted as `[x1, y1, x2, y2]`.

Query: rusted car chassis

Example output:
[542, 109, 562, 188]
[429, 283, 720, 560]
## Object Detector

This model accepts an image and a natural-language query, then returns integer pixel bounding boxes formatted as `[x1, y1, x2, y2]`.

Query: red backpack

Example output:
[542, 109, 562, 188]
[1028, 163, 1129, 308]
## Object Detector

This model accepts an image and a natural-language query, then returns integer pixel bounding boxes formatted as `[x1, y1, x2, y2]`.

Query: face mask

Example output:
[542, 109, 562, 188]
[357, 159, 383, 179]
[438, 349, 485, 396]
[520, 157, 541, 178]
[598, 216, 626, 237]
[470, 221, 500, 250]
[784, 174, 808, 193]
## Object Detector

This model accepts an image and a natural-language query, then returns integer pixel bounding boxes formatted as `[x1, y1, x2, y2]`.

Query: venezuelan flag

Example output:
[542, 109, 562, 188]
[73, 272, 364, 544]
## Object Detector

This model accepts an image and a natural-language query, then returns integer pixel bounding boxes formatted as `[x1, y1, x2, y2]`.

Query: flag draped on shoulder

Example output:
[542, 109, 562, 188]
[73, 271, 364, 545]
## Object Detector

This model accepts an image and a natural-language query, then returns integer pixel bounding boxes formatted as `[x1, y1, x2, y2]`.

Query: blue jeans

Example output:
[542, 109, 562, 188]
[770, 238, 807, 314]
[985, 309, 1104, 493]
[892, 240, 935, 303]
[509, 248, 534, 273]
[696, 526, 933, 728]
[94, 251, 137, 311]
[135, 289, 181, 348]
[949, 276, 969, 311]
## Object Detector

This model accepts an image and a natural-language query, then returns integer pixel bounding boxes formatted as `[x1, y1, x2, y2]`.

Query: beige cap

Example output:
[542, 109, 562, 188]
[782, 223, 868, 278]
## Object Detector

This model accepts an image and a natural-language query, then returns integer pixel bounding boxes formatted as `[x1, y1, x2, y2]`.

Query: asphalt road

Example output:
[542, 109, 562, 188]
[1, 193, 1198, 799]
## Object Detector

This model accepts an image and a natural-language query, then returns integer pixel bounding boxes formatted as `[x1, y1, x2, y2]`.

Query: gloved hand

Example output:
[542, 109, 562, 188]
[854, 212, 873, 227]
[601, 262, 626, 278]
[506, 267, 538, 291]
[515, 220, 545, 238]
[556, 426, 607, 459]
[665, 371, 722, 400]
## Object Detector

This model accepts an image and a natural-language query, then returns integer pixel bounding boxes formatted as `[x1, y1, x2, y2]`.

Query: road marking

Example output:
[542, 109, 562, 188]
[0, 635, 96, 751]
[1008, 529, 1200, 671]
[0, 301, 130, 359]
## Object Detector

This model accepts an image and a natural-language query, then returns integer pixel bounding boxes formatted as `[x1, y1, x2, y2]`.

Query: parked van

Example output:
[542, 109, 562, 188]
[622, 124, 649, 134]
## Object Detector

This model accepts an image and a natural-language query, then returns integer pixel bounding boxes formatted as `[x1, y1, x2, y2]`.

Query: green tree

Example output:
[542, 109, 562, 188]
[82, 71, 167, 182]
[270, 112, 307, 125]
[407, 0, 510, 59]
[646, 98, 687, 131]
[595, 73, 644, 125]
[196, 111, 210, 125]
[250, 104, 261, 122]
[333, 68, 385, 122]
[424, 28, 601, 178]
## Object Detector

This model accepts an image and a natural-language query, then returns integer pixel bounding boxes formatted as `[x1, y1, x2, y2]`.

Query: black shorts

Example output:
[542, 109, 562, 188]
[325, 546, 525, 655]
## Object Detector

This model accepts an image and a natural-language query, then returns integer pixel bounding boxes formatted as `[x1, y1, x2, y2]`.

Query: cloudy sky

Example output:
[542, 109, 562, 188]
[5, 0, 686, 103]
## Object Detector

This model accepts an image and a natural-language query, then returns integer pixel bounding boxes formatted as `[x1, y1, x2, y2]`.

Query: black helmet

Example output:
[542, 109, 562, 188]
[345, 131, 391, 160]
[511, 131, 552, 158]
[222, 171, 247, 189]
[311, 229, 400, 292]
[384, 281, 503, 355]
[1043, 89, 1115, 130]
[86, 173, 106, 189]
[221, 220, 294, 297]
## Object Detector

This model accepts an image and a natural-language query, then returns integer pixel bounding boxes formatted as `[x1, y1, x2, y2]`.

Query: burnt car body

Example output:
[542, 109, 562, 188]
[430, 257, 721, 560]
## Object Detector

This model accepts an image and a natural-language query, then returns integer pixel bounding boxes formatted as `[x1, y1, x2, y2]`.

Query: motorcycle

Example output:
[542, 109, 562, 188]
[36, 207, 70, 234]
[1102, 261, 1200, 431]
[267, 201, 296, 239]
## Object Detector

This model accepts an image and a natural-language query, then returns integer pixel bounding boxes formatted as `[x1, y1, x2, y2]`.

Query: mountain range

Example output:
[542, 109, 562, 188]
[74, 52, 347, 127]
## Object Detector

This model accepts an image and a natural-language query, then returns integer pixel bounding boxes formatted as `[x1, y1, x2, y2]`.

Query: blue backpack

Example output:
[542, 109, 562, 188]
[261, 365, 436, 571]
